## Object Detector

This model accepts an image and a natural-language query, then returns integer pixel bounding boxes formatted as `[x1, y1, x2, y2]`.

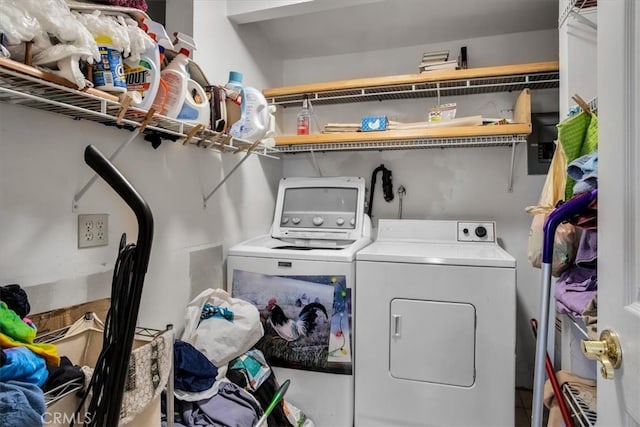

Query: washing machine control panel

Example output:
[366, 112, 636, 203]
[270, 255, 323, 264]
[281, 212, 355, 229]
[272, 176, 369, 242]
[457, 222, 496, 242]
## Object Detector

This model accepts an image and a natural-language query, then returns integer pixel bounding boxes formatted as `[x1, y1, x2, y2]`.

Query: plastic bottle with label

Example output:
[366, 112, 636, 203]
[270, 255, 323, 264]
[124, 33, 161, 111]
[225, 71, 243, 105]
[296, 94, 310, 135]
[229, 87, 269, 142]
[176, 79, 211, 127]
[93, 35, 127, 93]
[157, 48, 190, 118]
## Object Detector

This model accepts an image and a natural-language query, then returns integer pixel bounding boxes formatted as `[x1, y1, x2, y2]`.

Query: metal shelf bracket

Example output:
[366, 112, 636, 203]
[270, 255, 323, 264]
[72, 108, 155, 211]
[508, 140, 517, 192]
[202, 140, 263, 208]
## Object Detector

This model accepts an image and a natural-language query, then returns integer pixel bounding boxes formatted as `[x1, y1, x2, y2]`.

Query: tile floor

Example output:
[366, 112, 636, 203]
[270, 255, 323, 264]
[515, 388, 549, 427]
[515, 388, 534, 426]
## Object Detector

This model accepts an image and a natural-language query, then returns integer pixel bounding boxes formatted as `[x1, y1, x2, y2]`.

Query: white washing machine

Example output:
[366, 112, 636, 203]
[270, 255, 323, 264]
[355, 219, 516, 426]
[227, 176, 372, 427]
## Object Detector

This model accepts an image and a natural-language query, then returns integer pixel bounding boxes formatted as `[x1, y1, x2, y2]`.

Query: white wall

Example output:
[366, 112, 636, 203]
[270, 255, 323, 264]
[279, 29, 558, 388]
[0, 2, 282, 332]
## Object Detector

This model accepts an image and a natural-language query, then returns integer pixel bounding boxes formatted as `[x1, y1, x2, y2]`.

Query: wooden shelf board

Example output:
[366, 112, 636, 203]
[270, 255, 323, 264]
[0, 57, 120, 102]
[275, 123, 532, 146]
[263, 61, 559, 98]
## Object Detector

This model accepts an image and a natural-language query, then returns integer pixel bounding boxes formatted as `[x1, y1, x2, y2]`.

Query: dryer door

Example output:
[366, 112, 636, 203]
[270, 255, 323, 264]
[390, 299, 476, 387]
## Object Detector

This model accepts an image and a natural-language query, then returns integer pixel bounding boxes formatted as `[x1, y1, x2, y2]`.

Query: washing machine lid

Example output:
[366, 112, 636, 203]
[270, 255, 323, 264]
[229, 234, 372, 262]
[357, 219, 516, 267]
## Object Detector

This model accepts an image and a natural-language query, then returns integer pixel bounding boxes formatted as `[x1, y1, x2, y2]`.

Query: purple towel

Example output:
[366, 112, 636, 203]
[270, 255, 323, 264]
[575, 229, 597, 269]
[555, 265, 597, 317]
[171, 382, 262, 427]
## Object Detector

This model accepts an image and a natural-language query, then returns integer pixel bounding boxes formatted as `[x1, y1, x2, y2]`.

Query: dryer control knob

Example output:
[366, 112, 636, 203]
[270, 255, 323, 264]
[313, 216, 324, 226]
[475, 226, 487, 238]
[281, 217, 289, 224]
[292, 217, 301, 225]
[350, 218, 356, 226]
[336, 217, 345, 226]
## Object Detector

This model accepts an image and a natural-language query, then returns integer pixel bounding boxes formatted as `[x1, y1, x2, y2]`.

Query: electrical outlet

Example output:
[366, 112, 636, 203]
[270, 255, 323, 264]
[78, 214, 109, 248]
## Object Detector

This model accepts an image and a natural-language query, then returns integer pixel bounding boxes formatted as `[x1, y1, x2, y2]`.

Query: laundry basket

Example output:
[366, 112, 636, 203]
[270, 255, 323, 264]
[37, 314, 174, 427]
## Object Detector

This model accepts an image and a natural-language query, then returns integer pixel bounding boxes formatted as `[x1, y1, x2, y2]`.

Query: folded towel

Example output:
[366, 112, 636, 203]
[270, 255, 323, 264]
[555, 265, 597, 317]
[568, 151, 598, 195]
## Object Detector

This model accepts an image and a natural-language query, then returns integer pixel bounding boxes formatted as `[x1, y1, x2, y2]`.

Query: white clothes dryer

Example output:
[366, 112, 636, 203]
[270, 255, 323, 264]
[355, 219, 516, 426]
[227, 176, 372, 427]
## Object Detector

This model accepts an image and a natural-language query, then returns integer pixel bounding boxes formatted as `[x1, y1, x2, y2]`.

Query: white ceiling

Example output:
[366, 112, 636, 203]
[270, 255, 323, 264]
[237, 0, 559, 59]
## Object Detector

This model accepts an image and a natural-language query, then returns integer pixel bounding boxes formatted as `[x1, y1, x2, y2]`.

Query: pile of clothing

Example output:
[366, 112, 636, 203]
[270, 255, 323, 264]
[163, 288, 312, 427]
[0, 284, 84, 427]
[554, 151, 599, 332]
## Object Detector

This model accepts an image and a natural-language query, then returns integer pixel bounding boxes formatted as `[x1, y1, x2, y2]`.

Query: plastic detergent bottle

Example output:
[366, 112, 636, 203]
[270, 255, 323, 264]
[151, 79, 169, 114]
[229, 86, 269, 141]
[157, 48, 190, 118]
[124, 36, 161, 111]
[176, 79, 211, 127]
[93, 35, 127, 93]
[225, 71, 243, 105]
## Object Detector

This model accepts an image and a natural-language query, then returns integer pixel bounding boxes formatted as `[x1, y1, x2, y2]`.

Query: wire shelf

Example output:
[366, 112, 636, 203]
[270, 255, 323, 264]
[559, 0, 598, 28]
[562, 382, 597, 427]
[266, 69, 559, 108]
[0, 64, 280, 159]
[277, 134, 526, 153]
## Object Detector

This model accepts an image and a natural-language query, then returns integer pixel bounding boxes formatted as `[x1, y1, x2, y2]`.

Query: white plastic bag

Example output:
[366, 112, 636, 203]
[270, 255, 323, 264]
[526, 141, 578, 276]
[181, 288, 264, 366]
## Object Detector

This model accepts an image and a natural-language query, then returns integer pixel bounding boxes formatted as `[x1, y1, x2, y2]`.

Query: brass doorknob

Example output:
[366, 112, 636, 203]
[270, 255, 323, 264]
[581, 329, 622, 380]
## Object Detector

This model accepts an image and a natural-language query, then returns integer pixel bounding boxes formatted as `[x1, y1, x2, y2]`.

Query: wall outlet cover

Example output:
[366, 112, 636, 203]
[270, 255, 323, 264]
[78, 214, 109, 248]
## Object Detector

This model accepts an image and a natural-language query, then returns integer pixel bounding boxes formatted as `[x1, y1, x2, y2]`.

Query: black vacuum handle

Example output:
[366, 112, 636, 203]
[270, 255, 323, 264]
[83, 144, 154, 271]
[83, 144, 154, 426]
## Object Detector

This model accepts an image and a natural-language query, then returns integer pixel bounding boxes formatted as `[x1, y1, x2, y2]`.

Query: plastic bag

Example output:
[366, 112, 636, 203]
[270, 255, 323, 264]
[526, 141, 578, 276]
[6, 0, 100, 63]
[181, 288, 264, 366]
[0, 2, 41, 45]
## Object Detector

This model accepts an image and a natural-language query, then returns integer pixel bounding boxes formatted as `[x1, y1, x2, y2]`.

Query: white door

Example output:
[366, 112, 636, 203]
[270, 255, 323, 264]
[598, 1, 640, 425]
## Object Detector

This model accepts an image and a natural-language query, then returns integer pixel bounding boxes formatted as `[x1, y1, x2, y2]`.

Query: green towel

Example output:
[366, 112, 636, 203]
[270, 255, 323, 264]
[0, 302, 36, 344]
[557, 112, 599, 200]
